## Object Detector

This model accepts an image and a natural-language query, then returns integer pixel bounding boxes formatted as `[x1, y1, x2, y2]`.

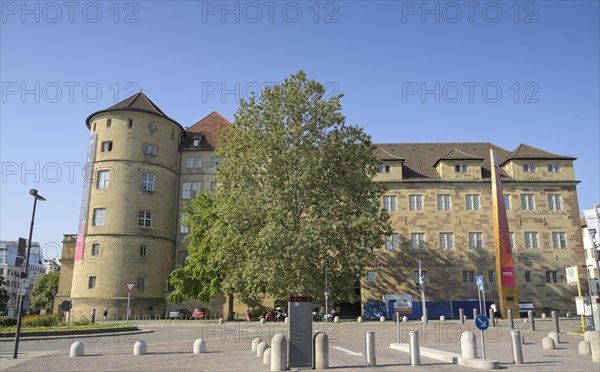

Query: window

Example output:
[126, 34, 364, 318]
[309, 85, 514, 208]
[454, 164, 468, 173]
[138, 210, 152, 228]
[143, 144, 157, 156]
[411, 233, 425, 250]
[141, 173, 155, 192]
[504, 195, 511, 210]
[509, 232, 514, 249]
[439, 233, 453, 249]
[107, 118, 112, 127]
[139, 245, 147, 256]
[182, 182, 201, 199]
[211, 182, 217, 191]
[548, 194, 562, 211]
[469, 232, 483, 249]
[379, 165, 390, 174]
[91, 243, 99, 256]
[437, 194, 451, 211]
[409, 195, 423, 211]
[209, 157, 222, 173]
[138, 277, 145, 290]
[525, 271, 531, 283]
[385, 233, 399, 249]
[192, 138, 200, 147]
[545, 271, 559, 284]
[524, 232, 538, 248]
[383, 196, 397, 212]
[488, 271, 495, 283]
[97, 170, 109, 189]
[523, 163, 537, 172]
[466, 194, 480, 210]
[552, 232, 567, 249]
[101, 141, 113, 152]
[462, 270, 475, 283]
[93, 208, 106, 226]
[180, 215, 189, 234]
[548, 164, 561, 173]
[88, 276, 96, 289]
[521, 194, 535, 210]
[186, 156, 202, 169]
[128, 118, 133, 128]
[367, 271, 376, 283]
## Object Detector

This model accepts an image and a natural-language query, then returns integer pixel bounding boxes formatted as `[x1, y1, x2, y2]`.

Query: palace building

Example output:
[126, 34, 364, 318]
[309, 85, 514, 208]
[54, 93, 586, 318]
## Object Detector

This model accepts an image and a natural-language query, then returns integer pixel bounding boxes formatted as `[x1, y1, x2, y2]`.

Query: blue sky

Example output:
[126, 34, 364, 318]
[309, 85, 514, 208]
[1, 1, 599, 258]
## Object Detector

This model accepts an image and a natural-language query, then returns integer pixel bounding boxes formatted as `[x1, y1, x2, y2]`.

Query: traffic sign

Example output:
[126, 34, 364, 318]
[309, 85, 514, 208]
[475, 314, 489, 331]
[476, 276, 484, 286]
[19, 278, 31, 289]
[478, 283, 485, 292]
[60, 300, 72, 312]
[125, 282, 136, 293]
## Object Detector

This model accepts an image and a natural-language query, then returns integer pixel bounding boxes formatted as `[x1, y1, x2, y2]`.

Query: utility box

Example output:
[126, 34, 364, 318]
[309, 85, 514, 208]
[288, 296, 312, 369]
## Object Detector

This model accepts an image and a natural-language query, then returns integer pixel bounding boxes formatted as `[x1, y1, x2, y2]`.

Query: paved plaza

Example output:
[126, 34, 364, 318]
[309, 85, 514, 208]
[0, 318, 597, 371]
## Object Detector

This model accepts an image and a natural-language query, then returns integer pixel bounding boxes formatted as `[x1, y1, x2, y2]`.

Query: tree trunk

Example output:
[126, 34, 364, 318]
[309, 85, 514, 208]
[227, 293, 234, 320]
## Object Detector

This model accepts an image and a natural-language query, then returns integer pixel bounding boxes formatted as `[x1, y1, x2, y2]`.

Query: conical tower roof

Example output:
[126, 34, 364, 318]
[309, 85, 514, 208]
[85, 92, 184, 131]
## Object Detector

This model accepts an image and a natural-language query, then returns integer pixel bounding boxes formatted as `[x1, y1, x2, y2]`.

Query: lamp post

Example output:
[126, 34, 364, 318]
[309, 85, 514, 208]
[13, 189, 46, 359]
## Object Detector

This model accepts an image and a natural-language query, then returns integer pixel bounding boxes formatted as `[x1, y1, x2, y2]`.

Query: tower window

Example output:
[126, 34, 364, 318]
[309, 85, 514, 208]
[93, 208, 106, 226]
[128, 119, 133, 128]
[141, 173, 155, 192]
[101, 141, 113, 152]
[140, 245, 147, 256]
[138, 277, 145, 290]
[143, 144, 157, 156]
[91, 243, 99, 256]
[88, 276, 96, 289]
[107, 119, 112, 127]
[138, 210, 152, 227]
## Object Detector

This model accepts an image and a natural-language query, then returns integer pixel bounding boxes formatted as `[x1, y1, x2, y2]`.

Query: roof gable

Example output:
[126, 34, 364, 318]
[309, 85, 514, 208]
[500, 143, 576, 165]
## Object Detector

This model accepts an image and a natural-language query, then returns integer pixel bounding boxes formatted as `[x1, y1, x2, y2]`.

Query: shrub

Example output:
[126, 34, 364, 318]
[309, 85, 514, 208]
[22, 313, 61, 327]
[0, 316, 18, 327]
[72, 316, 91, 326]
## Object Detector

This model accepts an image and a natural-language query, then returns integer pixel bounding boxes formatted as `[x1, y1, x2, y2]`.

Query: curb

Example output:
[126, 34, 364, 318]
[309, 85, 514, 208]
[0, 329, 152, 342]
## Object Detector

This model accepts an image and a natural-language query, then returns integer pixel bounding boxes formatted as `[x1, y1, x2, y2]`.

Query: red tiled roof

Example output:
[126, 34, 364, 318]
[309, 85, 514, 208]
[183, 112, 231, 150]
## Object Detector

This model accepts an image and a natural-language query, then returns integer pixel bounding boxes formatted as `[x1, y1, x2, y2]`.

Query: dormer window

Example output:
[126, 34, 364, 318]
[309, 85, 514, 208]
[454, 164, 467, 173]
[548, 164, 561, 173]
[379, 165, 390, 174]
[523, 164, 537, 172]
[193, 138, 200, 147]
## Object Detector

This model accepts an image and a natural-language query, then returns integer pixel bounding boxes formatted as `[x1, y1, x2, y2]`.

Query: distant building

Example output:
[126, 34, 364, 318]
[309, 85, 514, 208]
[581, 205, 600, 295]
[44, 259, 61, 274]
[0, 240, 45, 314]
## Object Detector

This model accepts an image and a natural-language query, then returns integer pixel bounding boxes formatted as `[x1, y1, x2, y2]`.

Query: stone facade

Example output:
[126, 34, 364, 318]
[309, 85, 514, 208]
[55, 93, 586, 318]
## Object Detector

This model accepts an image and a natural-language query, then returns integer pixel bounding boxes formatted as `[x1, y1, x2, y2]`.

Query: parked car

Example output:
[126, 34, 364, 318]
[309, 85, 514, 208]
[192, 308, 211, 320]
[169, 308, 192, 319]
[519, 302, 536, 318]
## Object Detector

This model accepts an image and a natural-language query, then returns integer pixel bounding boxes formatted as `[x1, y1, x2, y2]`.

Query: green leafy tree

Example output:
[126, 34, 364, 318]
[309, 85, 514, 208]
[30, 272, 59, 313]
[0, 276, 9, 314]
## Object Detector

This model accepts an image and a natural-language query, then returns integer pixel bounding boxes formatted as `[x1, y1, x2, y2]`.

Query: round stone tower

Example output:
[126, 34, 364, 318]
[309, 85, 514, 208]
[69, 93, 184, 319]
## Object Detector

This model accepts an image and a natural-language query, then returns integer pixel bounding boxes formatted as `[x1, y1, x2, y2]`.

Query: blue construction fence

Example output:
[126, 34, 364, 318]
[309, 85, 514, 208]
[363, 300, 491, 320]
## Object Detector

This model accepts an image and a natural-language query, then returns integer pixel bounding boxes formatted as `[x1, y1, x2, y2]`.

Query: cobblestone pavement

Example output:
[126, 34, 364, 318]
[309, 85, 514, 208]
[1, 318, 597, 371]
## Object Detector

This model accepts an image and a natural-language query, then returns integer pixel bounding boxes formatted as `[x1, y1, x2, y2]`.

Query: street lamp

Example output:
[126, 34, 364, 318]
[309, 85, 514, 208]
[13, 189, 46, 359]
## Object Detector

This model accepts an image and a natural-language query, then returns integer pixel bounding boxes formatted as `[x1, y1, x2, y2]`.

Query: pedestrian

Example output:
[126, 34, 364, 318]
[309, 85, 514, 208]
[91, 308, 96, 323]
[490, 301, 499, 326]
[246, 308, 251, 322]
[102, 308, 108, 322]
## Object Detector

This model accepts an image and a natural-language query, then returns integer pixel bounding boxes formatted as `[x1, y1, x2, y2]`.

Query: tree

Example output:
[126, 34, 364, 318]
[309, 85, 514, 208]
[0, 276, 9, 314]
[170, 71, 389, 307]
[30, 272, 59, 313]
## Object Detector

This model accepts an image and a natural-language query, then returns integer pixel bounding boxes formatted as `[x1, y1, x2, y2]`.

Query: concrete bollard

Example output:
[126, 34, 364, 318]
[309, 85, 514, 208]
[218, 318, 224, 324]
[271, 334, 287, 372]
[541, 313, 547, 319]
[508, 309, 514, 329]
[566, 312, 572, 318]
[334, 316, 339, 323]
[402, 316, 408, 322]
[409, 331, 420, 366]
[489, 309, 495, 326]
[528, 311, 536, 331]
[193, 338, 206, 354]
[257, 342, 269, 358]
[461, 331, 477, 359]
[459, 308, 465, 324]
[251, 338, 262, 352]
[380, 316, 386, 322]
[578, 341, 592, 355]
[365, 331, 376, 367]
[542, 337, 555, 350]
[473, 308, 478, 319]
[134, 340, 147, 355]
[510, 330, 524, 364]
[440, 315, 446, 322]
[589, 331, 600, 363]
[70, 341, 84, 357]
[357, 316, 363, 323]
[314, 332, 329, 370]
[549, 331, 560, 345]
[263, 348, 271, 364]
[260, 318, 265, 324]
[284, 317, 288, 324]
